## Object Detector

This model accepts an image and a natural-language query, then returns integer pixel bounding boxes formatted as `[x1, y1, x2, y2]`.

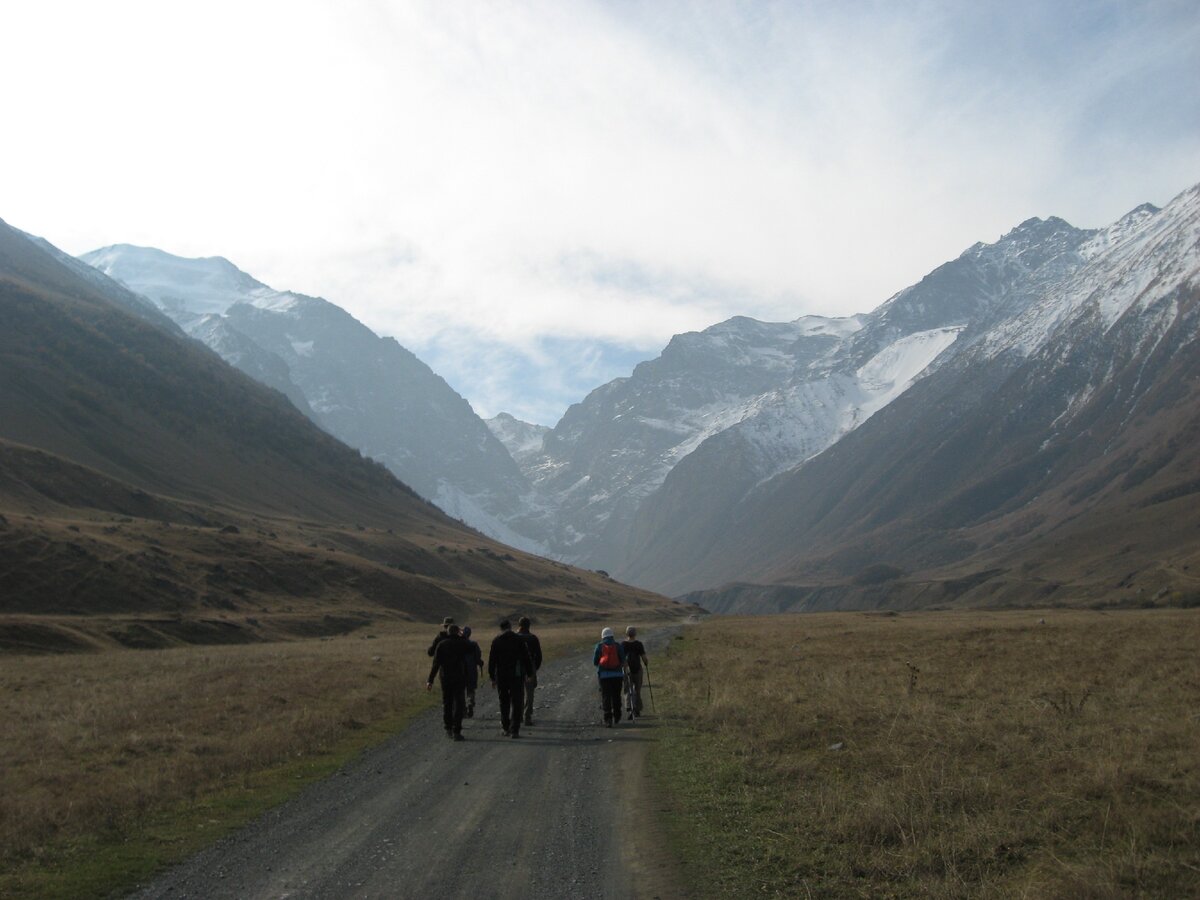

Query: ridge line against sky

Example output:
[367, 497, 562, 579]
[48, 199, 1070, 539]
[3, 0, 1198, 426]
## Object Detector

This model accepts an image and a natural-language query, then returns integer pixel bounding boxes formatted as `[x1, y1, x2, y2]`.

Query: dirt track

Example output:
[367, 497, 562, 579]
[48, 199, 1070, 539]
[129, 630, 684, 899]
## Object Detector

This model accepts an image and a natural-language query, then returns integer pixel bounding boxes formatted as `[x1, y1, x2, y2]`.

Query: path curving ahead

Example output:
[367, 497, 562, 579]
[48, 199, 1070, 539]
[130, 630, 682, 900]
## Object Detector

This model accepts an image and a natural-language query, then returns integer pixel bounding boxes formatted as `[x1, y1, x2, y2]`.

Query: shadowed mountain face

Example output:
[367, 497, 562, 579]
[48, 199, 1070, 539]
[81, 245, 535, 551]
[0, 221, 676, 649]
[645, 187, 1200, 610]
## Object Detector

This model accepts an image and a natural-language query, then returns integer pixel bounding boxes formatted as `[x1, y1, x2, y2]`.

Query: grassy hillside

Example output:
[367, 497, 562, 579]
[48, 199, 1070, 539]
[650, 610, 1199, 897]
[0, 222, 681, 642]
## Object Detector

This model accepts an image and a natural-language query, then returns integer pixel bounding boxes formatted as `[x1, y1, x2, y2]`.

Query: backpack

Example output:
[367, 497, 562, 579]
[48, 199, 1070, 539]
[598, 642, 622, 670]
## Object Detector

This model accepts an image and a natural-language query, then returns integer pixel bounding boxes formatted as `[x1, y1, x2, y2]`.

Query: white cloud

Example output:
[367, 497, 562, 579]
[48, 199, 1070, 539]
[2, 0, 1197, 424]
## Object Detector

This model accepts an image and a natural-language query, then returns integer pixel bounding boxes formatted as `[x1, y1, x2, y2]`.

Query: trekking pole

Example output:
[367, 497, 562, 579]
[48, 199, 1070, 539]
[645, 662, 656, 713]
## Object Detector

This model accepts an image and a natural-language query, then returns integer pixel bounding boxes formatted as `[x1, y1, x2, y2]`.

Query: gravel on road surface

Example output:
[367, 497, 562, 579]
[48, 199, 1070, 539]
[129, 629, 685, 900]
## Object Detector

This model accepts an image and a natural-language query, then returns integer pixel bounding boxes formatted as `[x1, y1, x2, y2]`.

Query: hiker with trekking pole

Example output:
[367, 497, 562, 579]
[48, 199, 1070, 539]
[621, 626, 648, 719]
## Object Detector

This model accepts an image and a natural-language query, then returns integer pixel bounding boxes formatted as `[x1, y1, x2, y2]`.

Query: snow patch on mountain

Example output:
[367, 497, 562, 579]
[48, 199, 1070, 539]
[433, 481, 551, 557]
[486, 413, 550, 465]
[855, 326, 963, 418]
[81, 245, 269, 316]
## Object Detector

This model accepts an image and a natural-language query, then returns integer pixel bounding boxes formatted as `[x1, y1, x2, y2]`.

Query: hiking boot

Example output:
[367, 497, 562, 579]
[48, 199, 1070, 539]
[510, 730, 521, 739]
[524, 716, 533, 727]
[502, 727, 511, 735]
[453, 733, 466, 742]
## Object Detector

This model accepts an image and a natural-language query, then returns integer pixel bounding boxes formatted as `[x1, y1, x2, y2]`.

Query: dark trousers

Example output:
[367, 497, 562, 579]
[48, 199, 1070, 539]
[624, 668, 644, 714]
[496, 676, 525, 734]
[523, 672, 538, 722]
[440, 681, 466, 734]
[599, 677, 623, 723]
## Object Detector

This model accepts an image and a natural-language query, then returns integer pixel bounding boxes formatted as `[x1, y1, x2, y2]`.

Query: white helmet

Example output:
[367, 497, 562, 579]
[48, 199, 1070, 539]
[601, 627, 614, 639]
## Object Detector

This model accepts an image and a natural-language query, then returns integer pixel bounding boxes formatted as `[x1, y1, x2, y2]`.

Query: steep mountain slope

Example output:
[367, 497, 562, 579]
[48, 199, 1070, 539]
[81, 245, 534, 549]
[0, 222, 677, 649]
[506, 214, 1101, 574]
[658, 185, 1200, 608]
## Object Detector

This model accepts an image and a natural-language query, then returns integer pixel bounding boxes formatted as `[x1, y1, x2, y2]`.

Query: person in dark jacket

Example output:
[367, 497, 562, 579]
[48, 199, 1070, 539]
[621, 626, 648, 717]
[516, 616, 543, 727]
[462, 625, 484, 717]
[488, 620, 535, 738]
[593, 627, 627, 727]
[426, 624, 472, 740]
[427, 616, 455, 657]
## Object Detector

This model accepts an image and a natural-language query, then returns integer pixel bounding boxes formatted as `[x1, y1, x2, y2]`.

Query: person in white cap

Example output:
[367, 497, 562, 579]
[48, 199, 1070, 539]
[592, 627, 627, 727]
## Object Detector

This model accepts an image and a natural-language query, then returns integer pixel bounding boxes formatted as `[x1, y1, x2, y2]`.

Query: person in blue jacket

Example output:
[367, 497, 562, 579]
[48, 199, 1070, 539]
[593, 626, 627, 727]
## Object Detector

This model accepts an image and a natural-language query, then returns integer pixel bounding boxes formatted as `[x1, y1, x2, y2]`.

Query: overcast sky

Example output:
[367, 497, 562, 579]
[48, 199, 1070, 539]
[3, 1, 1198, 424]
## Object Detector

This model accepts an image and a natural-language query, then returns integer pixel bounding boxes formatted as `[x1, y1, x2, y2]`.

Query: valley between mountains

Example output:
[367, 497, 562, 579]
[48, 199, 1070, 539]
[2, 180, 1198, 898]
[53, 180, 1200, 617]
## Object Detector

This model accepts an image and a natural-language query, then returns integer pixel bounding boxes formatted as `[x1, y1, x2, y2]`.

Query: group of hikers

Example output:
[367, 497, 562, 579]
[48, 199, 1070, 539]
[425, 616, 649, 739]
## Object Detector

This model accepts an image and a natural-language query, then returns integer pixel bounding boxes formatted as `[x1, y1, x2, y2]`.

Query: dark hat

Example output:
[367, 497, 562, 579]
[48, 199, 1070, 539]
[463, 626, 472, 637]
[499, 619, 511, 630]
[518, 616, 531, 629]
[448, 624, 461, 636]
[442, 616, 455, 626]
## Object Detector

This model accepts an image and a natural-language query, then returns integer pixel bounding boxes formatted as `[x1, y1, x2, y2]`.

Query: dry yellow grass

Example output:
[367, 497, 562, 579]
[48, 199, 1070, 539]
[650, 609, 1200, 898]
[0, 617, 609, 892]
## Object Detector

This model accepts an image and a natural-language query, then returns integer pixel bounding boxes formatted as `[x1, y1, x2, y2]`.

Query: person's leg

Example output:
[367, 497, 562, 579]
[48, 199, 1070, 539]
[631, 669, 644, 715]
[440, 682, 455, 736]
[523, 673, 537, 725]
[450, 683, 466, 737]
[497, 680, 512, 733]
[510, 679, 526, 736]
[601, 678, 620, 725]
[465, 686, 476, 717]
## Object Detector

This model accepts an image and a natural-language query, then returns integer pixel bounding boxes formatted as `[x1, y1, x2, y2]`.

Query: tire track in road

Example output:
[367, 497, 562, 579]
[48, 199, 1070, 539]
[131, 629, 685, 900]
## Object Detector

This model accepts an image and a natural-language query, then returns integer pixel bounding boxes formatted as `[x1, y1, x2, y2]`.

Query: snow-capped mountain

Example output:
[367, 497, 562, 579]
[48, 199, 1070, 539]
[79, 245, 533, 548]
[74, 181, 1200, 611]
[486, 413, 550, 467]
[498, 210, 1108, 576]
[629, 183, 1200, 606]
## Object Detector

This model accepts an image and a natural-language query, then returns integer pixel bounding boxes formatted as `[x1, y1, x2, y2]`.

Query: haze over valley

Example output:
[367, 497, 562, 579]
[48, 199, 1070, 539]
[55, 179, 1200, 616]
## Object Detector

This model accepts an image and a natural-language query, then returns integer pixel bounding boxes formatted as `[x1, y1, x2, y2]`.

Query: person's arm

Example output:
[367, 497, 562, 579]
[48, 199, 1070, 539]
[520, 640, 535, 682]
[532, 635, 543, 671]
[592, 642, 601, 668]
[427, 644, 441, 689]
[487, 639, 497, 684]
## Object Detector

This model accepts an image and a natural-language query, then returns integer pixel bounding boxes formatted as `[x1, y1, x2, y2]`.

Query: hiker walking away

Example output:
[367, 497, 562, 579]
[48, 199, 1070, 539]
[427, 616, 455, 657]
[516, 616, 543, 726]
[426, 624, 472, 741]
[621, 626, 648, 718]
[463, 626, 484, 718]
[593, 627, 627, 727]
[488, 620, 535, 738]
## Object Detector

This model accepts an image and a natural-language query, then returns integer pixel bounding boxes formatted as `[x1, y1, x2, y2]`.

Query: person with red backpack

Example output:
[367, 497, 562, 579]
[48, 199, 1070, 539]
[593, 627, 627, 727]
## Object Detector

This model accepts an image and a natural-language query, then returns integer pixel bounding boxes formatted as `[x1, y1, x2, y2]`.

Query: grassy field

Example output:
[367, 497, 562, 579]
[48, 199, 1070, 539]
[0, 619, 609, 898]
[648, 609, 1200, 898]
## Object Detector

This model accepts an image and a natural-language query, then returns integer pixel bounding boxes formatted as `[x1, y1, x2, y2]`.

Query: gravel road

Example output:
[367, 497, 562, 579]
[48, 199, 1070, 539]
[130, 630, 683, 899]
